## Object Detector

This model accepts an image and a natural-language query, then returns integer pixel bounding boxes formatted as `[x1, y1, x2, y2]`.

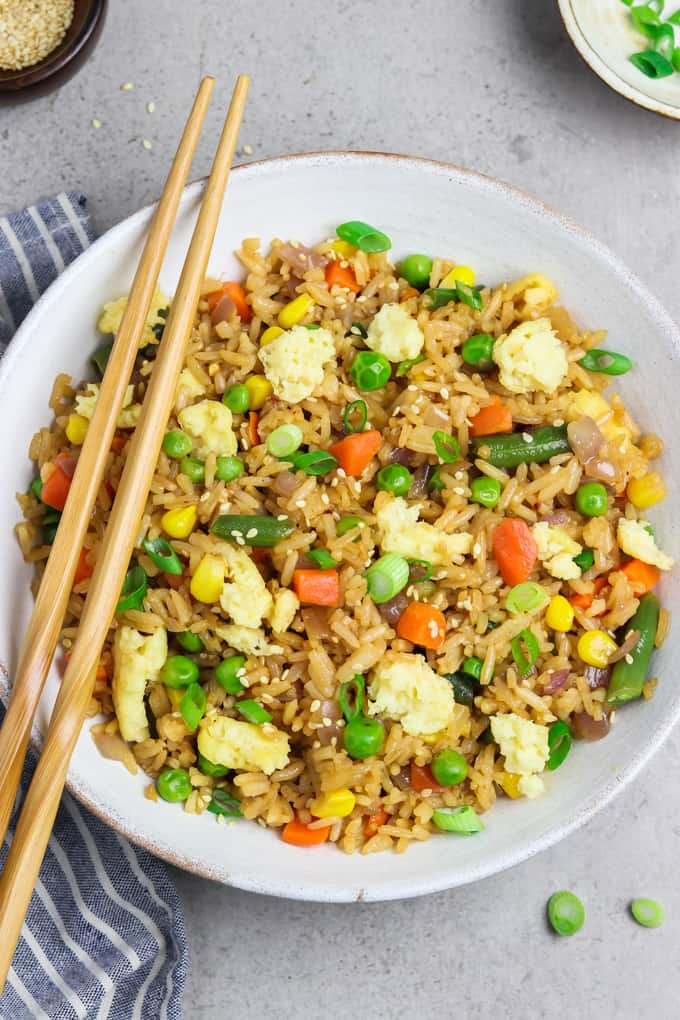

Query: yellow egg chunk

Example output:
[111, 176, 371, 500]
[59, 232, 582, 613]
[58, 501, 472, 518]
[532, 523, 582, 581]
[365, 302, 424, 363]
[367, 652, 455, 736]
[178, 399, 237, 457]
[258, 324, 335, 404]
[617, 519, 674, 571]
[112, 626, 167, 743]
[490, 713, 549, 777]
[376, 496, 472, 565]
[492, 318, 568, 395]
[198, 716, 290, 775]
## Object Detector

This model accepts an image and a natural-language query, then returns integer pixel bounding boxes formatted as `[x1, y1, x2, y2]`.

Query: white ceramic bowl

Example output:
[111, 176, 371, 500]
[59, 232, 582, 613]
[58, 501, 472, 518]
[559, 0, 680, 120]
[1, 153, 678, 902]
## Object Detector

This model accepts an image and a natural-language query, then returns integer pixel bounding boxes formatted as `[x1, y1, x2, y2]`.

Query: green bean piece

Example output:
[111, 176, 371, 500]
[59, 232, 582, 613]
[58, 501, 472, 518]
[142, 536, 183, 575]
[471, 425, 571, 468]
[606, 593, 660, 705]
[211, 514, 295, 547]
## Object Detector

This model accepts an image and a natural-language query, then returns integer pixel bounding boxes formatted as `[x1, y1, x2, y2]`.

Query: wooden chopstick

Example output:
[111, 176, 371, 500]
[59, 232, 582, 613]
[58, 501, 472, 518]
[0, 73, 249, 989]
[0, 76, 215, 849]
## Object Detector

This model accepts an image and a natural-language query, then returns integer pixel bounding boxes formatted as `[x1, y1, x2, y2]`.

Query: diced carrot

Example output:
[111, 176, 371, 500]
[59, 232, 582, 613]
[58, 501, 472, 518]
[325, 260, 361, 294]
[328, 429, 381, 477]
[570, 576, 608, 611]
[469, 396, 513, 438]
[400, 286, 420, 302]
[73, 547, 94, 586]
[281, 817, 330, 847]
[293, 568, 340, 607]
[364, 807, 389, 837]
[248, 411, 260, 446]
[205, 281, 251, 322]
[410, 762, 446, 794]
[111, 433, 126, 453]
[619, 559, 661, 593]
[41, 452, 77, 510]
[396, 602, 447, 650]
[492, 518, 537, 586]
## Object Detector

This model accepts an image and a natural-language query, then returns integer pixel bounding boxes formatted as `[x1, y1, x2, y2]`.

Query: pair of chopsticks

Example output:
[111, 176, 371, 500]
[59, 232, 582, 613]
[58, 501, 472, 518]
[0, 73, 250, 988]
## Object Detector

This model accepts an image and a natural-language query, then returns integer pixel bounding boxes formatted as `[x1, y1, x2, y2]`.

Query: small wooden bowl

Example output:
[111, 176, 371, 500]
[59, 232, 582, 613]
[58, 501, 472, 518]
[0, 0, 107, 95]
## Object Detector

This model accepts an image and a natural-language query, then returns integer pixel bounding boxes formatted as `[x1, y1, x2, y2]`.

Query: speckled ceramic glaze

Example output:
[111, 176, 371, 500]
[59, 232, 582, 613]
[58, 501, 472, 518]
[0, 153, 678, 901]
[559, 0, 680, 120]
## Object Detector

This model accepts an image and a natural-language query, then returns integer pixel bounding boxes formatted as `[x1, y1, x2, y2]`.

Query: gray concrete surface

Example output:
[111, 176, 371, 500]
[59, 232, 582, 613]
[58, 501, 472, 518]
[3, 0, 680, 1017]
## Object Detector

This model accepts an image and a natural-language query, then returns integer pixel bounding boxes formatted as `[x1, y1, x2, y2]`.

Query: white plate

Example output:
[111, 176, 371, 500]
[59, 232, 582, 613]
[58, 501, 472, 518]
[1, 153, 678, 902]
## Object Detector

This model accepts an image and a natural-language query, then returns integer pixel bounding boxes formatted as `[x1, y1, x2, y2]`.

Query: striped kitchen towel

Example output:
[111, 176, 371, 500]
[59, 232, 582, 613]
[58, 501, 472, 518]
[0, 193, 188, 1020]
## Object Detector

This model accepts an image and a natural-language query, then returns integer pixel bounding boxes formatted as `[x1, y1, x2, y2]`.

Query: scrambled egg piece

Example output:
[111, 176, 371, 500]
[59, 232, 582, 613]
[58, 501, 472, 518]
[504, 273, 558, 318]
[493, 318, 568, 395]
[367, 652, 455, 736]
[560, 389, 633, 445]
[178, 399, 237, 457]
[532, 522, 582, 581]
[175, 368, 205, 409]
[198, 716, 290, 775]
[268, 589, 299, 633]
[518, 775, 545, 799]
[365, 303, 425, 363]
[75, 383, 141, 429]
[112, 626, 167, 743]
[376, 496, 472, 566]
[490, 713, 549, 779]
[213, 623, 283, 656]
[98, 284, 168, 347]
[617, 519, 674, 571]
[258, 324, 335, 403]
[218, 545, 273, 628]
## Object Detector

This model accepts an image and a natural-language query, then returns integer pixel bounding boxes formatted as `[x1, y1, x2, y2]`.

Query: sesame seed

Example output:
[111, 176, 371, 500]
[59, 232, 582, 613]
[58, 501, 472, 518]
[91, 118, 102, 129]
[454, 471, 464, 480]
[473, 543, 481, 557]
[331, 736, 338, 746]
[142, 138, 153, 150]
[625, 653, 634, 665]
[243, 144, 253, 155]
[322, 717, 332, 727]
[331, 478, 339, 487]
[246, 528, 258, 539]
[235, 536, 246, 546]
[337, 468, 347, 478]
[236, 668, 247, 677]
[313, 740, 321, 749]
[321, 493, 330, 505]
[407, 385, 418, 392]
[522, 432, 533, 443]
[146, 101, 155, 114]
[295, 499, 306, 508]
[453, 486, 465, 495]
[120, 81, 134, 91]
[441, 388, 449, 399]
[310, 699, 321, 712]
[277, 514, 288, 521]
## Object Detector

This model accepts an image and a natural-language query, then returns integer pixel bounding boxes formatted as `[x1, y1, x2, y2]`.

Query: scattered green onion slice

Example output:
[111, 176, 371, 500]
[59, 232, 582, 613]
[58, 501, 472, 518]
[236, 699, 272, 724]
[305, 323, 320, 330]
[647, 21, 675, 57]
[307, 549, 337, 569]
[91, 341, 113, 379]
[364, 553, 410, 604]
[669, 8, 680, 24]
[547, 891, 585, 936]
[396, 353, 426, 377]
[673, 45, 680, 70]
[30, 477, 43, 501]
[432, 805, 484, 834]
[547, 720, 572, 771]
[511, 628, 540, 676]
[578, 349, 633, 376]
[142, 536, 183, 575]
[343, 399, 368, 433]
[630, 897, 665, 928]
[288, 450, 339, 475]
[428, 466, 445, 492]
[423, 287, 458, 309]
[455, 281, 483, 311]
[433, 430, 461, 463]
[197, 752, 229, 777]
[506, 581, 548, 614]
[406, 558, 434, 583]
[208, 788, 243, 818]
[346, 322, 368, 339]
[339, 673, 365, 723]
[631, 3, 662, 36]
[629, 49, 674, 77]
[266, 423, 303, 458]
[180, 682, 207, 731]
[336, 220, 391, 253]
[116, 564, 147, 613]
[336, 515, 364, 538]
[461, 656, 484, 682]
[573, 548, 594, 572]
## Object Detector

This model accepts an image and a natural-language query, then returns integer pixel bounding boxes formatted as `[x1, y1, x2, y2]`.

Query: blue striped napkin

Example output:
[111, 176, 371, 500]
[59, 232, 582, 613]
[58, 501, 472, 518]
[0, 194, 188, 1020]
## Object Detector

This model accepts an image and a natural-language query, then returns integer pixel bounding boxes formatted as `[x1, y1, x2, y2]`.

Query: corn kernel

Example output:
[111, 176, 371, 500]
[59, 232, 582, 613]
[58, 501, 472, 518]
[166, 686, 184, 710]
[190, 553, 224, 603]
[627, 472, 667, 510]
[278, 293, 314, 329]
[331, 239, 355, 259]
[310, 788, 356, 819]
[545, 594, 574, 633]
[161, 505, 197, 539]
[260, 325, 284, 347]
[244, 374, 273, 410]
[500, 772, 522, 799]
[577, 629, 618, 668]
[66, 413, 89, 446]
[441, 265, 476, 288]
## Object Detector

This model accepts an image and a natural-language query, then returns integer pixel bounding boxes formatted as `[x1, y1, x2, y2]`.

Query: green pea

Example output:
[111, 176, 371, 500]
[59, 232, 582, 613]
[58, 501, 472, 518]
[470, 475, 501, 508]
[350, 350, 392, 391]
[461, 332, 495, 370]
[630, 898, 664, 928]
[573, 548, 594, 572]
[547, 890, 585, 936]
[376, 464, 413, 496]
[215, 455, 245, 482]
[575, 482, 608, 518]
[343, 716, 384, 759]
[176, 630, 205, 653]
[159, 655, 199, 689]
[461, 656, 483, 682]
[399, 253, 433, 291]
[197, 753, 230, 777]
[179, 456, 205, 483]
[431, 748, 468, 786]
[222, 383, 250, 413]
[162, 430, 192, 459]
[156, 768, 192, 803]
[215, 655, 246, 694]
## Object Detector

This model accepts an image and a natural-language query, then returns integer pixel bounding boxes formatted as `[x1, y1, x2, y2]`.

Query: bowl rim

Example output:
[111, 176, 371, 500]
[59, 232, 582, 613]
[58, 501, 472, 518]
[557, 0, 680, 122]
[3, 149, 680, 901]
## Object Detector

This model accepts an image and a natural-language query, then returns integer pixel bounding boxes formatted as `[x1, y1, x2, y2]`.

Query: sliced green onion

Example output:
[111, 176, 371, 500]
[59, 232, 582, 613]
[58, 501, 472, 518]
[180, 682, 207, 731]
[511, 628, 540, 676]
[547, 720, 572, 771]
[307, 549, 337, 569]
[433, 430, 461, 463]
[668, 8, 680, 23]
[30, 477, 43, 501]
[396, 354, 426, 377]
[573, 548, 594, 572]
[455, 281, 483, 311]
[578, 349, 632, 376]
[208, 788, 243, 818]
[547, 891, 585, 936]
[630, 897, 665, 928]
[339, 674, 365, 723]
[630, 3, 662, 36]
[116, 564, 147, 613]
[346, 322, 368, 339]
[423, 287, 458, 310]
[445, 671, 477, 707]
[266, 423, 303, 458]
[236, 699, 272, 724]
[336, 220, 391, 253]
[364, 553, 410, 604]
[432, 805, 484, 834]
[673, 45, 680, 70]
[647, 21, 675, 57]
[197, 753, 229, 777]
[142, 536, 183, 575]
[428, 466, 445, 492]
[91, 341, 113, 378]
[305, 323, 321, 330]
[629, 49, 674, 76]
[288, 450, 339, 475]
[506, 581, 548, 614]
[461, 656, 484, 681]
[406, 558, 434, 583]
[336, 515, 364, 538]
[343, 399, 368, 433]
